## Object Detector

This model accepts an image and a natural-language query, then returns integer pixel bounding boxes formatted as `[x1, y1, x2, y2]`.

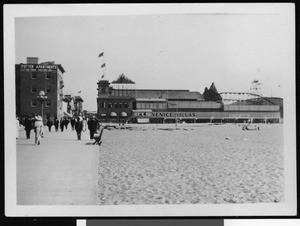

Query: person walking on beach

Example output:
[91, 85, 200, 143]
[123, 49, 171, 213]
[88, 116, 98, 140]
[60, 118, 64, 132]
[54, 118, 59, 132]
[24, 116, 33, 139]
[75, 116, 83, 140]
[46, 118, 53, 132]
[34, 115, 44, 145]
[16, 116, 20, 139]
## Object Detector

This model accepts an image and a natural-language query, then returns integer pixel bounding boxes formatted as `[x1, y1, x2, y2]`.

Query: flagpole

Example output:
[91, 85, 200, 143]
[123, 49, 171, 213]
[99, 50, 105, 80]
[102, 49, 106, 80]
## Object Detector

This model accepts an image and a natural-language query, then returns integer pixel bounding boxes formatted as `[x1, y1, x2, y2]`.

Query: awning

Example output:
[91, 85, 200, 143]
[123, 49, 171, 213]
[110, 112, 117, 117]
[121, 112, 128, 117]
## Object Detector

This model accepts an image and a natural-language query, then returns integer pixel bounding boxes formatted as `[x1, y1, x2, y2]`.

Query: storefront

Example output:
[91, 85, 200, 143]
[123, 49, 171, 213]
[132, 110, 281, 124]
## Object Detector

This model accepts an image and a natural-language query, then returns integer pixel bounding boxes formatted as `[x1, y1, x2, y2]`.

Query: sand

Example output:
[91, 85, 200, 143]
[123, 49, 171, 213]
[97, 123, 284, 205]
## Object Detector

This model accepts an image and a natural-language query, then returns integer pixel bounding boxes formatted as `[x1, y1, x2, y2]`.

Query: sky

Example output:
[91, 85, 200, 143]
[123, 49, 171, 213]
[15, 7, 293, 111]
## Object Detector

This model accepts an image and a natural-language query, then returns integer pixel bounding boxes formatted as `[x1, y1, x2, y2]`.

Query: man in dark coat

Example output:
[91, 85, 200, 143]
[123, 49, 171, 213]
[46, 118, 53, 132]
[75, 117, 83, 140]
[60, 118, 64, 132]
[71, 117, 76, 130]
[64, 118, 70, 130]
[24, 116, 33, 139]
[54, 118, 59, 132]
[87, 116, 98, 140]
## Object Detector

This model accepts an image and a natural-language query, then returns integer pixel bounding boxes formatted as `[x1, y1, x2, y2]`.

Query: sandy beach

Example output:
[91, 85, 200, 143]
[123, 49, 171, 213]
[97, 123, 284, 205]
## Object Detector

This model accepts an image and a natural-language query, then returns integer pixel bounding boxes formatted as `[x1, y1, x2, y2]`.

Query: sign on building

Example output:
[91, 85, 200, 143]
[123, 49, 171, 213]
[20, 64, 57, 72]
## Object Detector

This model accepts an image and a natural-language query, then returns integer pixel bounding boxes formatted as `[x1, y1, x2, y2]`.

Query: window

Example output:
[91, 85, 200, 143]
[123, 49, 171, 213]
[119, 103, 122, 108]
[31, 86, 37, 93]
[108, 103, 112, 108]
[102, 88, 106, 93]
[46, 86, 51, 93]
[114, 103, 118, 108]
[124, 103, 128, 108]
[46, 73, 51, 79]
[59, 80, 64, 89]
[31, 100, 37, 107]
[101, 102, 105, 108]
[45, 100, 51, 107]
[31, 72, 37, 79]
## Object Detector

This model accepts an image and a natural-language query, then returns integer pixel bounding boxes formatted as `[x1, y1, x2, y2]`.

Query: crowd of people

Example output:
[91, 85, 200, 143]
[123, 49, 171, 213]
[16, 115, 101, 145]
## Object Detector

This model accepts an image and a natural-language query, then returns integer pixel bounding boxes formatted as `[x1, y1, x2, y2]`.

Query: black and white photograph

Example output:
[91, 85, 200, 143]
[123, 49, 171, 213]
[4, 4, 296, 216]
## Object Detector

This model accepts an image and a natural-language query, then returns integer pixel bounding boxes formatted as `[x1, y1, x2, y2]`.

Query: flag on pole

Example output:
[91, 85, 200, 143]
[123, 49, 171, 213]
[101, 75, 104, 79]
[98, 52, 104, 57]
[101, 63, 106, 68]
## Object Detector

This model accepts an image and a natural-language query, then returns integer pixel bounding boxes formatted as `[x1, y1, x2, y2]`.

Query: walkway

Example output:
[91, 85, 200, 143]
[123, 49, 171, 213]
[17, 126, 99, 205]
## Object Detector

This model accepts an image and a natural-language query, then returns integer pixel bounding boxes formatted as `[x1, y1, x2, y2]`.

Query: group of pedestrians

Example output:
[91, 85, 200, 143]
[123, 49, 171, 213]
[45, 117, 69, 132]
[72, 115, 99, 141]
[18, 115, 44, 145]
[16, 114, 101, 144]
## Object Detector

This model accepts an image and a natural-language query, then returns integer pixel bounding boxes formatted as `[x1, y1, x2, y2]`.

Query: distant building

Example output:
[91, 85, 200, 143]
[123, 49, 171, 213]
[62, 95, 84, 118]
[97, 79, 135, 123]
[73, 96, 84, 116]
[82, 110, 97, 119]
[15, 57, 66, 121]
[97, 76, 282, 124]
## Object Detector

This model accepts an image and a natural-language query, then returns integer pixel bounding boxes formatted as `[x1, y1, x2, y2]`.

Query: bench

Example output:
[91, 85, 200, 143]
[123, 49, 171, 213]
[93, 128, 104, 145]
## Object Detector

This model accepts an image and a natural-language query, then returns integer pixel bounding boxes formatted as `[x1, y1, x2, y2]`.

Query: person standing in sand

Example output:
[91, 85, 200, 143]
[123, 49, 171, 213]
[34, 115, 44, 145]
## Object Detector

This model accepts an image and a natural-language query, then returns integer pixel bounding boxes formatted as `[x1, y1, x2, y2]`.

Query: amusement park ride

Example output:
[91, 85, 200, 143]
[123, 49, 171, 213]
[219, 80, 276, 106]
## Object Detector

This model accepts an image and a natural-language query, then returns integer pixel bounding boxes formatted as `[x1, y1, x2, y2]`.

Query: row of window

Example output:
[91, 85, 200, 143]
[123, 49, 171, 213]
[137, 102, 167, 109]
[30, 72, 52, 80]
[31, 100, 51, 107]
[31, 86, 52, 93]
[100, 102, 129, 109]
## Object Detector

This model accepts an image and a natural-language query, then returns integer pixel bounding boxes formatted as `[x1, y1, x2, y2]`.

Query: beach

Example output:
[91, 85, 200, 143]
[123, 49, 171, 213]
[97, 123, 284, 205]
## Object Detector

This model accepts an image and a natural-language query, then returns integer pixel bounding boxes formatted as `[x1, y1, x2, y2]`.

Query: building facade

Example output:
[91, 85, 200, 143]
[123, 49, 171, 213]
[15, 57, 66, 122]
[62, 95, 84, 118]
[96, 77, 283, 124]
[97, 80, 134, 122]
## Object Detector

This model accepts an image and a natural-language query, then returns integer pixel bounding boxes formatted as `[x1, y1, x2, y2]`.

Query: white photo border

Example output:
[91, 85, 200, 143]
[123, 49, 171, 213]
[4, 3, 296, 217]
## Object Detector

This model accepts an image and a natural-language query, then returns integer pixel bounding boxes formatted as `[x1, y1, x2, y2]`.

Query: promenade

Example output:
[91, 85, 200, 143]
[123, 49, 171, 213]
[17, 126, 99, 205]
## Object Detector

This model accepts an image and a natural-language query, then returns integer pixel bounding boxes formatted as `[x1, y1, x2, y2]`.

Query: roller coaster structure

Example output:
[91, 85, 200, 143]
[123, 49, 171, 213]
[219, 92, 277, 106]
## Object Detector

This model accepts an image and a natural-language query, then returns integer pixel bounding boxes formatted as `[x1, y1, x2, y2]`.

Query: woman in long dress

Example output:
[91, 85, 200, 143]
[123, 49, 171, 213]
[34, 115, 44, 145]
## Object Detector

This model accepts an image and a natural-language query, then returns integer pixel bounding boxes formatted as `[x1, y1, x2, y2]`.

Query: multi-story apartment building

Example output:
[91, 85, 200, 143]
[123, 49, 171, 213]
[15, 57, 66, 122]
